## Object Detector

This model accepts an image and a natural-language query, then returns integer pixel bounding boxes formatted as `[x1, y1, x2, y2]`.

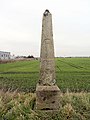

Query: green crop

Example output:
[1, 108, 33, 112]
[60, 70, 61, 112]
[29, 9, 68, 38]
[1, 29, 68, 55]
[0, 58, 90, 92]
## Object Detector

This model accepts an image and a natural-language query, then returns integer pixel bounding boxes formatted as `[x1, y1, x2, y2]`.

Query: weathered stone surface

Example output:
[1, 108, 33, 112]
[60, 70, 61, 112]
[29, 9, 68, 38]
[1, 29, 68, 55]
[39, 10, 56, 86]
[36, 85, 60, 110]
[36, 10, 60, 110]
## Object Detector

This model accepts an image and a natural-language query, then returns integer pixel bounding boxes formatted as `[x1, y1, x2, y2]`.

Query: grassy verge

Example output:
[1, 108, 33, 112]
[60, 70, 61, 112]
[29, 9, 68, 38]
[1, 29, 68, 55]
[0, 90, 90, 120]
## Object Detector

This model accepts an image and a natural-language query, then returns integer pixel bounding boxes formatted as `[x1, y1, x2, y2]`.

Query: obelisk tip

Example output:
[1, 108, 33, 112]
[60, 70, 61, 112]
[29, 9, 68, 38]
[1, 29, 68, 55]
[44, 9, 50, 16]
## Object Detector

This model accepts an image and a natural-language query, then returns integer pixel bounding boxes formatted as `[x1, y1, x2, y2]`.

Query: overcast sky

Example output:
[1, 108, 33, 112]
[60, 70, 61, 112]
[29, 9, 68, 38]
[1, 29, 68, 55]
[0, 0, 90, 57]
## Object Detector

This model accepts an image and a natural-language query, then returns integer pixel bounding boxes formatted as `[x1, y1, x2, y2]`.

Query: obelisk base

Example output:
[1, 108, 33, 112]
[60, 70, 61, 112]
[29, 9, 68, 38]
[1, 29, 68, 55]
[36, 85, 60, 110]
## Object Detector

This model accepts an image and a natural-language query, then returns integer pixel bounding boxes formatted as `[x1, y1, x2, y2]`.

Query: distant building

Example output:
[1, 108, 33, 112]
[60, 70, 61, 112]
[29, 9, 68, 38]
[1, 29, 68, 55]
[0, 51, 10, 60]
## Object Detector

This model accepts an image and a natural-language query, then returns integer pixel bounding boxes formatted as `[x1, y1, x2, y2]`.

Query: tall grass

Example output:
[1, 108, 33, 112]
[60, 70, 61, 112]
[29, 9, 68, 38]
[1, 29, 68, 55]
[0, 90, 90, 120]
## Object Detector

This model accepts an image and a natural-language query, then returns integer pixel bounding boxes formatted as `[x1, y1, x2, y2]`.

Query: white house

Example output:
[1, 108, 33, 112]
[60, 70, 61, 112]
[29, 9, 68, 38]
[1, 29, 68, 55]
[0, 51, 11, 60]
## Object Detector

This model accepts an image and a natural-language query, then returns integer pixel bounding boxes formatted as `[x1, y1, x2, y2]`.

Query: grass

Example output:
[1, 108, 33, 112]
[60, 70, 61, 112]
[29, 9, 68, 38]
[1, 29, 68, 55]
[0, 60, 39, 92]
[0, 90, 90, 120]
[0, 58, 90, 92]
[0, 58, 90, 119]
[56, 58, 90, 92]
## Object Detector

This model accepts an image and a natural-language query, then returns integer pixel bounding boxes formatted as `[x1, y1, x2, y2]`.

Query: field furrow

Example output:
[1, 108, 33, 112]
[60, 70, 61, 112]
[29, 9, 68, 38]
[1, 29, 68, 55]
[0, 58, 90, 92]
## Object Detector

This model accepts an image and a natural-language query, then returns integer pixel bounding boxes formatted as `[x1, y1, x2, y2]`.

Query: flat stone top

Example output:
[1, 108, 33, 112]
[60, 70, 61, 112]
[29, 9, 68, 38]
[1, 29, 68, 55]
[36, 85, 60, 91]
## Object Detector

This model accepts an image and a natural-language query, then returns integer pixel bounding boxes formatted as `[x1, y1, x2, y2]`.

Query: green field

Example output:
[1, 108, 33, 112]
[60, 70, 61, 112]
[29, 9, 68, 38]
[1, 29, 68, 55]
[0, 58, 90, 92]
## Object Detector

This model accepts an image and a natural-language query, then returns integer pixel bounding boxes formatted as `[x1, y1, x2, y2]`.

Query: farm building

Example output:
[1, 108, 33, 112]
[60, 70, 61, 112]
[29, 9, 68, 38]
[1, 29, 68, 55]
[0, 51, 11, 60]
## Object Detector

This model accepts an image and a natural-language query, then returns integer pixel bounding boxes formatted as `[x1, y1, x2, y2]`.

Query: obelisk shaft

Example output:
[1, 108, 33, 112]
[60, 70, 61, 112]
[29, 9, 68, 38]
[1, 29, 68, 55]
[39, 10, 56, 86]
[36, 10, 60, 110]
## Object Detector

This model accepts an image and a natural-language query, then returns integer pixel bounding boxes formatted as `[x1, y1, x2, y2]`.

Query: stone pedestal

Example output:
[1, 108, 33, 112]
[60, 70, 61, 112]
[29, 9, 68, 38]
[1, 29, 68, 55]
[36, 85, 60, 110]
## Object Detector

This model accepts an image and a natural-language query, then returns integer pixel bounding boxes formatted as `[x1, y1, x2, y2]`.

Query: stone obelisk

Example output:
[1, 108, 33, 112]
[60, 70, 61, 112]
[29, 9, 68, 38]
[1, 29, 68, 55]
[36, 10, 60, 110]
